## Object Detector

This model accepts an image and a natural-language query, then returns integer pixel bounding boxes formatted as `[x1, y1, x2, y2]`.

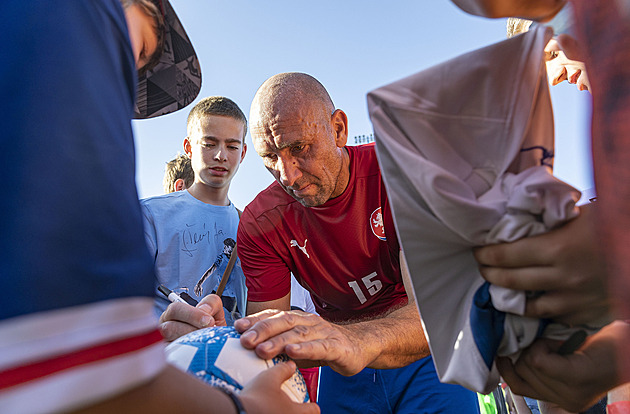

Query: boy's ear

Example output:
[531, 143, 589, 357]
[240, 142, 247, 163]
[174, 178, 186, 192]
[183, 137, 192, 158]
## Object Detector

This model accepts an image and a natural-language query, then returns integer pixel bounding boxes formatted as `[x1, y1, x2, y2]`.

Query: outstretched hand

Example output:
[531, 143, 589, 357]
[159, 294, 226, 341]
[474, 203, 610, 325]
[234, 309, 368, 376]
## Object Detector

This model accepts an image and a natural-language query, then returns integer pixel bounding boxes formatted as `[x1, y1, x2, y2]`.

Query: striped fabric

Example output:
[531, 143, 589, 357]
[0, 298, 165, 414]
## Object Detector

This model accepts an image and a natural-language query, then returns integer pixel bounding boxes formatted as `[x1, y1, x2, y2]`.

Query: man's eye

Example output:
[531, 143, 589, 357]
[229, 146, 239, 150]
[202, 143, 215, 148]
[292, 145, 305, 153]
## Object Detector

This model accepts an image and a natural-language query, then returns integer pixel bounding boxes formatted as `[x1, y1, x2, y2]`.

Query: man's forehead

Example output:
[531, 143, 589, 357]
[251, 118, 325, 150]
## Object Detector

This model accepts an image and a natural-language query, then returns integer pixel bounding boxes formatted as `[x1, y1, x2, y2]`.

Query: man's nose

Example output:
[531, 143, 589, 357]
[277, 158, 301, 187]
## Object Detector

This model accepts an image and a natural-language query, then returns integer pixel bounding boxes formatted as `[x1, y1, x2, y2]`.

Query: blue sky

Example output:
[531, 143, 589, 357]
[133, 1, 593, 208]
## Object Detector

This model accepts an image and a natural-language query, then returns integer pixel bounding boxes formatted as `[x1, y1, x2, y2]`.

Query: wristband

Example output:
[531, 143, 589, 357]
[218, 387, 247, 414]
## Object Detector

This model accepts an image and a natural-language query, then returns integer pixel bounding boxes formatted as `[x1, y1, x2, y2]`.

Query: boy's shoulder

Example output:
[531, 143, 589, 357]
[141, 190, 189, 207]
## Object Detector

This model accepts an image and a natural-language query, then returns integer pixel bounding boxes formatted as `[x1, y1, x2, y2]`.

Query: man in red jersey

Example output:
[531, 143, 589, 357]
[233, 72, 480, 413]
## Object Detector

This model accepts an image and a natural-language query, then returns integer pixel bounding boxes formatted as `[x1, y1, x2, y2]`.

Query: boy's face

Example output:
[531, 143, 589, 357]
[184, 115, 247, 190]
[545, 38, 590, 92]
[124, 4, 159, 70]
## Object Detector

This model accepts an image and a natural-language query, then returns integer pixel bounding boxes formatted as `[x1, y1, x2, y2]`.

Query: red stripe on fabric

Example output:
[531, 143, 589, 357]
[0, 329, 163, 390]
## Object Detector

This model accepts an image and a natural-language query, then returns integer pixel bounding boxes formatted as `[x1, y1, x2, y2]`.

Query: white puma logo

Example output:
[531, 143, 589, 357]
[290, 239, 310, 259]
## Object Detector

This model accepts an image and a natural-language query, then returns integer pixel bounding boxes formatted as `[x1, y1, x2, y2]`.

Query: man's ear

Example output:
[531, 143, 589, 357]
[183, 137, 192, 158]
[174, 178, 186, 192]
[331, 109, 348, 148]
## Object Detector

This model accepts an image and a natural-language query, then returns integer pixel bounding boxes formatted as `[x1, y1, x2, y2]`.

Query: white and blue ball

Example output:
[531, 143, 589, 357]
[165, 326, 309, 403]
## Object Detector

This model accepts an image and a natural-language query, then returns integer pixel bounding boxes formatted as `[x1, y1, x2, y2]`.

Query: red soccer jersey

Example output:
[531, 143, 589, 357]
[238, 144, 408, 322]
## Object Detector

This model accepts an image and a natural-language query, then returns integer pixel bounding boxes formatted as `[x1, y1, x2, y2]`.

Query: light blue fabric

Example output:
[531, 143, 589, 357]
[141, 191, 246, 320]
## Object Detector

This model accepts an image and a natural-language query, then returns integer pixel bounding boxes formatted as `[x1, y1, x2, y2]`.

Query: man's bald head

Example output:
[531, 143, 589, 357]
[250, 72, 334, 128]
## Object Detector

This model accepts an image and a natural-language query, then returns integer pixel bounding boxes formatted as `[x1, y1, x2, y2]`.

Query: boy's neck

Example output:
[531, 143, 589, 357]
[186, 183, 230, 206]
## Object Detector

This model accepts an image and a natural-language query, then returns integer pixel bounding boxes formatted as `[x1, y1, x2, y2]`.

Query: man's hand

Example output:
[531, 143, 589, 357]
[474, 203, 610, 325]
[235, 303, 428, 376]
[235, 309, 367, 376]
[158, 294, 226, 341]
[497, 321, 629, 412]
[240, 360, 320, 414]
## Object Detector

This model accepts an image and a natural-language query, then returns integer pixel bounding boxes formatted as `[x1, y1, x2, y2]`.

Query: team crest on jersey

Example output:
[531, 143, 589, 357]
[370, 207, 386, 241]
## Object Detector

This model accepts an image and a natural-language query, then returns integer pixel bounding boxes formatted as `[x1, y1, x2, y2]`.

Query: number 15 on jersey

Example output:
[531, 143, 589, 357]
[348, 272, 383, 304]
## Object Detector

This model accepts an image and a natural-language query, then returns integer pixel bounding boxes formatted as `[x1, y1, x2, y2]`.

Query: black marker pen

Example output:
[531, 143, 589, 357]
[158, 285, 198, 306]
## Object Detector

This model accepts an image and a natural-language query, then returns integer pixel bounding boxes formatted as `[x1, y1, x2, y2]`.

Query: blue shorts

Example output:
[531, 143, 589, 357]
[317, 355, 480, 414]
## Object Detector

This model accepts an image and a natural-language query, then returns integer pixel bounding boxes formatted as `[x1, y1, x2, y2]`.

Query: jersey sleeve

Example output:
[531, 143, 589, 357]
[0, 298, 164, 413]
[237, 207, 291, 304]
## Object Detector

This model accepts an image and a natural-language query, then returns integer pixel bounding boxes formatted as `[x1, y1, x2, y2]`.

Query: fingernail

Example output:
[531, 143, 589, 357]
[240, 330, 257, 342]
[259, 342, 272, 352]
[237, 319, 251, 329]
[201, 315, 213, 327]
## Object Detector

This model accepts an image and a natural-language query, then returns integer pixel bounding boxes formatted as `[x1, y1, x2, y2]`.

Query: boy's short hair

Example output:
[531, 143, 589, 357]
[186, 96, 248, 139]
[121, 0, 166, 76]
[506, 17, 533, 38]
[163, 153, 194, 193]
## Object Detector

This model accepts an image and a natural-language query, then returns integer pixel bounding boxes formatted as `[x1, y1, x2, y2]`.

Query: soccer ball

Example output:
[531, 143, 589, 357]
[165, 326, 309, 403]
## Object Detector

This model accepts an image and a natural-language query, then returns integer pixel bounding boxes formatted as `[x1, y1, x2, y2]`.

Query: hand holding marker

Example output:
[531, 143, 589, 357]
[158, 285, 198, 306]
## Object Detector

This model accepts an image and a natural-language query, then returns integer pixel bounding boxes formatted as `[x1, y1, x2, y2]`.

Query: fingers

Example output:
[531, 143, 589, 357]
[197, 294, 227, 326]
[234, 308, 286, 334]
[239, 311, 323, 356]
[159, 320, 199, 342]
[158, 295, 225, 341]
[474, 236, 555, 268]
[496, 357, 541, 400]
[477, 264, 562, 291]
[235, 310, 361, 374]
[525, 289, 610, 322]
[241, 361, 321, 414]
[159, 301, 215, 327]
